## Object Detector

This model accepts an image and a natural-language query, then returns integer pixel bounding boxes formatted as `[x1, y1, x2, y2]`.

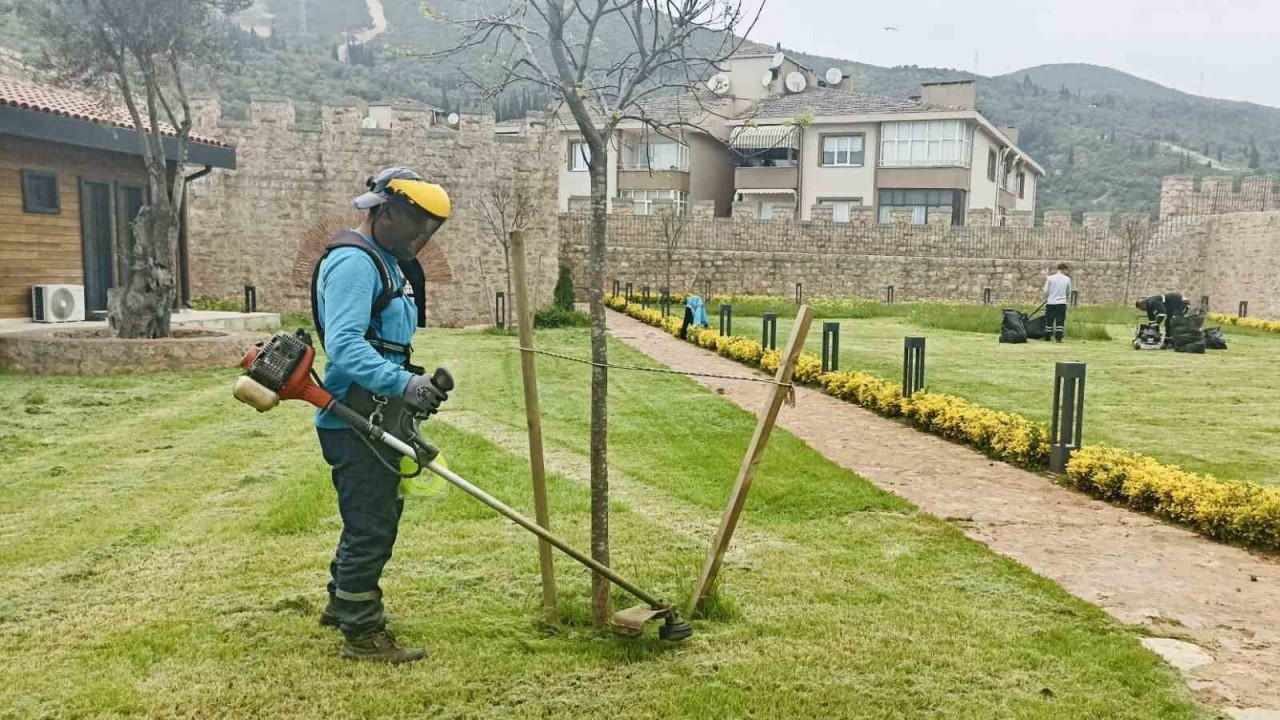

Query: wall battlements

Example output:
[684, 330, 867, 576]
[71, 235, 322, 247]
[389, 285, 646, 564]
[1161, 174, 1280, 219]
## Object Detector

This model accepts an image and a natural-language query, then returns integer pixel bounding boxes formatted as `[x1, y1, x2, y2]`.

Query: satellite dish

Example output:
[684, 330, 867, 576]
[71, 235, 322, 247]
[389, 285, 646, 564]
[825, 68, 844, 86]
[760, 71, 774, 89]
[446, 112, 460, 127]
[785, 71, 807, 94]
[770, 52, 785, 69]
[706, 72, 731, 95]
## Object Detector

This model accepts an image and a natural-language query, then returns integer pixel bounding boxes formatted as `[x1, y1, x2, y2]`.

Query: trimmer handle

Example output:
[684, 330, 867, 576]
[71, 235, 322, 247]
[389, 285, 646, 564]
[431, 367, 454, 393]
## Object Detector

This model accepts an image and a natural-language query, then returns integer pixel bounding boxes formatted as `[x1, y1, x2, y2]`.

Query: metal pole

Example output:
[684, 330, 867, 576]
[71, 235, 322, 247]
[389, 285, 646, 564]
[983, 287, 992, 305]
[821, 321, 840, 373]
[1239, 301, 1249, 318]
[510, 231, 558, 623]
[1070, 290, 1080, 307]
[795, 282, 803, 305]
[762, 312, 778, 350]
[885, 285, 895, 304]
[1050, 362, 1087, 473]
[495, 292, 506, 330]
[903, 337, 926, 397]
[719, 303, 732, 336]
[243, 285, 257, 313]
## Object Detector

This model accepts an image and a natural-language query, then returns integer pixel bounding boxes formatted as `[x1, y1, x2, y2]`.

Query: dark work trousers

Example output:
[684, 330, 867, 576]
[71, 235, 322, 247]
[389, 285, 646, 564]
[317, 428, 405, 637]
[1045, 304, 1068, 341]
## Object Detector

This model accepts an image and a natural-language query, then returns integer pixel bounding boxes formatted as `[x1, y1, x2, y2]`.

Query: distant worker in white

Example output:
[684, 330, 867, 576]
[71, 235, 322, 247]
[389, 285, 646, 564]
[1042, 263, 1072, 343]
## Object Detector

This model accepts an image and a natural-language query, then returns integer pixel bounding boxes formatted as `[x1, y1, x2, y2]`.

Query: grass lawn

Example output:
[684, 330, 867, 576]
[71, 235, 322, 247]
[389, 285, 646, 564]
[0, 328, 1210, 719]
[719, 302, 1280, 488]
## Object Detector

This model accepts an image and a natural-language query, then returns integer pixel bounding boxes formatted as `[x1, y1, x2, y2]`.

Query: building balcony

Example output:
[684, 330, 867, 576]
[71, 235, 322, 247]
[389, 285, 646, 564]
[617, 167, 690, 192]
[734, 165, 799, 191]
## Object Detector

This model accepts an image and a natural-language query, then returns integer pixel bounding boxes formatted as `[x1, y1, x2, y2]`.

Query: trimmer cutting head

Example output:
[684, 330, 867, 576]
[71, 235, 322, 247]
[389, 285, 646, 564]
[610, 604, 693, 642]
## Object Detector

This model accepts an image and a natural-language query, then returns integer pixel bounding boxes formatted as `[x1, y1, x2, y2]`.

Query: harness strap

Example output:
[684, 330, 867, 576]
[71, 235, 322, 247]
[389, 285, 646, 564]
[310, 230, 415, 363]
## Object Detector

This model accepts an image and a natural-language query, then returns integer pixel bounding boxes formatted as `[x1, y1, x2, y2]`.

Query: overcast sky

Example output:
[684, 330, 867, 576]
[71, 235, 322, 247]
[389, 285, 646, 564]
[743, 0, 1280, 108]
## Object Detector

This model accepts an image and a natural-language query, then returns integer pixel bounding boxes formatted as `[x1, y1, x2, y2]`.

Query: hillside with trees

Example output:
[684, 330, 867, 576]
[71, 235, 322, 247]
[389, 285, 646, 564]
[3, 0, 1277, 216]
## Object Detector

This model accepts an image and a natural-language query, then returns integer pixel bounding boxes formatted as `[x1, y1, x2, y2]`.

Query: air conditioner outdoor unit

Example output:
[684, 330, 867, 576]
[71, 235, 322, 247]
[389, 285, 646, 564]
[31, 284, 86, 323]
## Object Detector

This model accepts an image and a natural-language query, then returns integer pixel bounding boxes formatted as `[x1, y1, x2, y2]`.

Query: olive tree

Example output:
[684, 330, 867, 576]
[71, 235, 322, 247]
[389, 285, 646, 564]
[26, 0, 249, 338]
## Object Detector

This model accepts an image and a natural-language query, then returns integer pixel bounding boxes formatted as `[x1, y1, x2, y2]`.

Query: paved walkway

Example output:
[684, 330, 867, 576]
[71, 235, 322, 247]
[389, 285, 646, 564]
[608, 310, 1280, 719]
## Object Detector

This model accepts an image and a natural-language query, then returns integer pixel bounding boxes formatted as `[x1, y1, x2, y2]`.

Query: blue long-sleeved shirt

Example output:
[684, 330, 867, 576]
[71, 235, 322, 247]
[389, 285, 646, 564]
[314, 232, 416, 429]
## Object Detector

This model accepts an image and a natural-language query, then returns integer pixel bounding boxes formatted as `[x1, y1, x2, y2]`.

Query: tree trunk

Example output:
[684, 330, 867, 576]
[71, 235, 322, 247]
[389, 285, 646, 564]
[587, 159, 611, 628]
[109, 196, 178, 339]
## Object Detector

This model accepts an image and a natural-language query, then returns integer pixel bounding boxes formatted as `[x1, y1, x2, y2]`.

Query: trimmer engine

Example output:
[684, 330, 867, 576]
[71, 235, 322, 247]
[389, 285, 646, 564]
[235, 330, 334, 411]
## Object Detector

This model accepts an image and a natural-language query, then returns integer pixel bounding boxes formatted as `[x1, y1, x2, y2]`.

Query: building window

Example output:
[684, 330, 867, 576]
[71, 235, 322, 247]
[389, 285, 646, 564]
[625, 141, 689, 172]
[878, 189, 965, 227]
[818, 198, 863, 222]
[758, 202, 774, 220]
[21, 170, 60, 214]
[821, 135, 865, 167]
[619, 189, 688, 215]
[880, 121, 973, 167]
[1017, 172, 1026, 199]
[568, 141, 590, 172]
[987, 149, 997, 182]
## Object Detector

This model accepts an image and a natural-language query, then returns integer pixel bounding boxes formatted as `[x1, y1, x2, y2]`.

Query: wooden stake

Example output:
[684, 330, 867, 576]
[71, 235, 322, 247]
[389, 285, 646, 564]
[510, 230, 558, 624]
[688, 305, 815, 616]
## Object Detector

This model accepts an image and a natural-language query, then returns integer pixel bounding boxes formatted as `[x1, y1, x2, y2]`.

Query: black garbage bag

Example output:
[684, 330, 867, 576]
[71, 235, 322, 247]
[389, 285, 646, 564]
[1204, 326, 1228, 350]
[1169, 313, 1206, 338]
[1175, 338, 1207, 354]
[1025, 313, 1049, 340]
[1000, 309, 1028, 344]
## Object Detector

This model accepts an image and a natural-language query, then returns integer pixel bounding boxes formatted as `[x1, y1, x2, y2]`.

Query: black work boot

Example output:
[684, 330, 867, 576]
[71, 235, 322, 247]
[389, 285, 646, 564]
[339, 628, 426, 664]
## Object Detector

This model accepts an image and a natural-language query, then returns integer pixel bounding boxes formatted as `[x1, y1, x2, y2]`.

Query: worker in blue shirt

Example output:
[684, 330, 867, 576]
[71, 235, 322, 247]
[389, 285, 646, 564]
[311, 167, 451, 664]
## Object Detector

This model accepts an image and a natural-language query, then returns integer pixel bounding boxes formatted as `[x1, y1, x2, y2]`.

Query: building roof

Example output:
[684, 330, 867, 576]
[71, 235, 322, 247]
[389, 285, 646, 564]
[0, 76, 229, 148]
[748, 86, 952, 119]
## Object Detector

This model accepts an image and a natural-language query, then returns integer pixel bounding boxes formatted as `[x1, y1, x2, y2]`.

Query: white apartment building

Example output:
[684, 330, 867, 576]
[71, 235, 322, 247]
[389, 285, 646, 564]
[554, 51, 1043, 225]
[728, 78, 1042, 225]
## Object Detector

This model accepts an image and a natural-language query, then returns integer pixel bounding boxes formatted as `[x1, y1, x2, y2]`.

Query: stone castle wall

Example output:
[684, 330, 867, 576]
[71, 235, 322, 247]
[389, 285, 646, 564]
[561, 201, 1160, 307]
[1160, 174, 1280, 219]
[185, 98, 561, 326]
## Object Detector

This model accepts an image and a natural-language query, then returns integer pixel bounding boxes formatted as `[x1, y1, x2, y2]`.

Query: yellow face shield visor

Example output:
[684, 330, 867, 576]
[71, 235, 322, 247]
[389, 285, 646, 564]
[386, 179, 451, 221]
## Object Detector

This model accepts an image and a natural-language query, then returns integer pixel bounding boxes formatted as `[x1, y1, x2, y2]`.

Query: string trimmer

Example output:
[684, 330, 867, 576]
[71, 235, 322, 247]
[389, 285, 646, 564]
[232, 330, 692, 641]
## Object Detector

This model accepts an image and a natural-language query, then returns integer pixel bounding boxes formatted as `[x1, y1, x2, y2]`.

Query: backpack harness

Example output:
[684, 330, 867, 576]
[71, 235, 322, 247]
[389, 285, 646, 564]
[309, 230, 425, 375]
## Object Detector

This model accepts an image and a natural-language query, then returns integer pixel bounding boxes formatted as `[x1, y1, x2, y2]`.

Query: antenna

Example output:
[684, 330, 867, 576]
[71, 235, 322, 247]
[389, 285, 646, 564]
[770, 52, 785, 70]
[447, 112, 460, 127]
[785, 72, 807, 94]
[761, 71, 774, 89]
[825, 68, 843, 86]
[706, 72, 732, 96]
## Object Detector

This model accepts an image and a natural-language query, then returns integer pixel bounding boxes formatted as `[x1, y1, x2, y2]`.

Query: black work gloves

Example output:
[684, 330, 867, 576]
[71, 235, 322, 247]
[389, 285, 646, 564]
[403, 373, 448, 417]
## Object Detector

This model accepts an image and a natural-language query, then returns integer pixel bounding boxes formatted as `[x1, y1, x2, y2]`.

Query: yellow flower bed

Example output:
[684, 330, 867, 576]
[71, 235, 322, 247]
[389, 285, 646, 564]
[1067, 446, 1280, 550]
[607, 293, 1279, 549]
[1207, 312, 1280, 334]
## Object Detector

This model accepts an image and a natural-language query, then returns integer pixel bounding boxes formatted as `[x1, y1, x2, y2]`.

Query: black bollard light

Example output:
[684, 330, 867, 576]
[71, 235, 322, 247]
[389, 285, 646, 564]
[821, 321, 841, 373]
[762, 313, 778, 350]
[719, 303, 733, 336]
[1070, 290, 1080, 307]
[612, 279, 620, 298]
[795, 282, 803, 305]
[1239, 301, 1249, 318]
[703, 280, 712, 300]
[642, 285, 651, 306]
[495, 292, 506, 330]
[885, 285, 896, 304]
[660, 288, 671, 318]
[903, 337, 926, 397]
[243, 284, 257, 314]
[983, 287, 992, 305]
[1049, 362, 1087, 474]
[1200, 295, 1210, 313]
[625, 282, 633, 302]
